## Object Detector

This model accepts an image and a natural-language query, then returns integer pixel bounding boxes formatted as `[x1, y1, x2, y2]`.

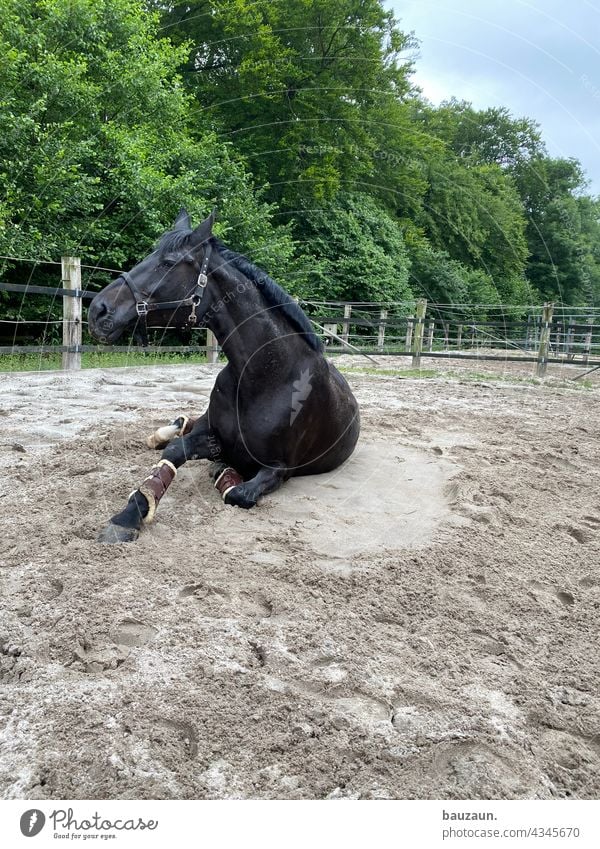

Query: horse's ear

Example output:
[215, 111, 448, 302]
[188, 207, 217, 248]
[173, 207, 191, 230]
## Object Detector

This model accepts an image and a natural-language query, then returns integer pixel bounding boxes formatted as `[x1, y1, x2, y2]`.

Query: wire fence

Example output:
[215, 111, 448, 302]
[1, 255, 599, 375]
[300, 300, 600, 371]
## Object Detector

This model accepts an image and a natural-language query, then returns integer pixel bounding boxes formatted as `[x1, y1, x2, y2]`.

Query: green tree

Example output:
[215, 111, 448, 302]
[513, 156, 600, 305]
[0, 0, 296, 280]
[159, 0, 416, 207]
[417, 100, 544, 168]
[411, 102, 531, 292]
[292, 192, 411, 303]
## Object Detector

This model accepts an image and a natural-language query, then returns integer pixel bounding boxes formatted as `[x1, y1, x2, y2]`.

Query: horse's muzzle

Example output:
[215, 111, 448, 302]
[88, 294, 123, 343]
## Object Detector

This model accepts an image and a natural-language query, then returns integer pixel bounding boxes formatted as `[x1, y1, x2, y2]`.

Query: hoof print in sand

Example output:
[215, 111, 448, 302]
[529, 581, 575, 609]
[295, 678, 392, 726]
[566, 526, 592, 544]
[556, 590, 574, 607]
[333, 692, 391, 724]
[152, 718, 198, 760]
[178, 583, 272, 619]
[579, 576, 598, 589]
[110, 618, 158, 648]
[35, 578, 64, 603]
[67, 618, 156, 674]
[430, 741, 523, 796]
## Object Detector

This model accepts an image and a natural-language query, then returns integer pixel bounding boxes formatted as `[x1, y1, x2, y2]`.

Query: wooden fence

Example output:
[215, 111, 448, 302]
[0, 256, 219, 369]
[1, 256, 599, 377]
[312, 298, 600, 375]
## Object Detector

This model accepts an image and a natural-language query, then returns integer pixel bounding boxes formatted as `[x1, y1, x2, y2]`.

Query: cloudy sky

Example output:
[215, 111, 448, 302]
[392, 0, 600, 194]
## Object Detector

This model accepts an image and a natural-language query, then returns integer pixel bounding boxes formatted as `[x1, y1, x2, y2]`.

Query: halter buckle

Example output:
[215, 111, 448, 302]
[136, 301, 149, 317]
[197, 272, 208, 288]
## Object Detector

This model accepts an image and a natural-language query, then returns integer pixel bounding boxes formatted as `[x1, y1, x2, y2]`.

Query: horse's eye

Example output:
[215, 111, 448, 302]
[159, 259, 175, 270]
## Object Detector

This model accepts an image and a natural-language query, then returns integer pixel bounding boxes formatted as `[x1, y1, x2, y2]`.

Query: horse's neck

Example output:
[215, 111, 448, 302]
[206, 268, 286, 373]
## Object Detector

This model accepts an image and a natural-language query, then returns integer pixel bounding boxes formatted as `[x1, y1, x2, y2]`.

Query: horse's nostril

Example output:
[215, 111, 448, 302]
[89, 298, 106, 321]
[88, 296, 116, 341]
[89, 297, 116, 328]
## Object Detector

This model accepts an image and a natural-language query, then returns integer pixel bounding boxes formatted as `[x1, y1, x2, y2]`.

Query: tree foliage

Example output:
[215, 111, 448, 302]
[293, 192, 412, 303]
[160, 0, 415, 205]
[0, 0, 296, 274]
[1, 0, 599, 325]
[512, 156, 598, 305]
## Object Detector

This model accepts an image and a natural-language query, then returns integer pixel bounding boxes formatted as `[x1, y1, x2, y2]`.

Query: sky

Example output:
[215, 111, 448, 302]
[392, 0, 600, 194]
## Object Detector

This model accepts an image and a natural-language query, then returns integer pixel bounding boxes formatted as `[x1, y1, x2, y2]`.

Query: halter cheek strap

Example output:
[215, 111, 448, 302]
[120, 243, 213, 345]
[188, 246, 211, 327]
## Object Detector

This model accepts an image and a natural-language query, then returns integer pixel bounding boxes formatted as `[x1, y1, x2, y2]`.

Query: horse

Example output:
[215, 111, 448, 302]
[88, 208, 360, 542]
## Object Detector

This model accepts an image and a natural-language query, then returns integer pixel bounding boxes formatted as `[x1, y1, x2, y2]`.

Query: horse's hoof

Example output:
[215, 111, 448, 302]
[97, 523, 139, 543]
[223, 485, 257, 509]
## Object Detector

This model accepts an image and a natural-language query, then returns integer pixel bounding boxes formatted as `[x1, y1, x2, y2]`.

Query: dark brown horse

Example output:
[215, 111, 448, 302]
[88, 209, 360, 542]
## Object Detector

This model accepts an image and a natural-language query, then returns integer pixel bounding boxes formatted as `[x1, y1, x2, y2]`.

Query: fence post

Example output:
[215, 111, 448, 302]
[565, 320, 575, 360]
[583, 322, 593, 364]
[426, 320, 435, 351]
[405, 316, 413, 351]
[536, 302, 554, 377]
[61, 256, 82, 371]
[377, 309, 387, 352]
[411, 298, 427, 368]
[341, 304, 352, 345]
[554, 321, 563, 353]
[206, 329, 218, 364]
[323, 323, 338, 344]
[443, 321, 450, 350]
[457, 323, 463, 350]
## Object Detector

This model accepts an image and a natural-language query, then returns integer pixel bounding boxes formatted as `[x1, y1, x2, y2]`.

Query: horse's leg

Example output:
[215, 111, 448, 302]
[222, 465, 287, 510]
[97, 415, 220, 543]
[146, 415, 198, 449]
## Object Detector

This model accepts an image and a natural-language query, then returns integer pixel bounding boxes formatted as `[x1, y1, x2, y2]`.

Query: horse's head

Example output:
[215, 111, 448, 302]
[88, 208, 216, 343]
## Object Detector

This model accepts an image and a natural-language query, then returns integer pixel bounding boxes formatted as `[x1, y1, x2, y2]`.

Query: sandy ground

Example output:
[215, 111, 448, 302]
[0, 357, 599, 800]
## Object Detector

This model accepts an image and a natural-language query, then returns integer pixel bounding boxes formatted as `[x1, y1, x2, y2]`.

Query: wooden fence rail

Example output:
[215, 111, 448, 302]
[1, 258, 599, 373]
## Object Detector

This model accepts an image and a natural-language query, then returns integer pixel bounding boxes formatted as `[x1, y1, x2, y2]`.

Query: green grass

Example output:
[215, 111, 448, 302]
[0, 351, 212, 372]
[341, 366, 440, 379]
[342, 364, 543, 385]
[339, 365, 499, 381]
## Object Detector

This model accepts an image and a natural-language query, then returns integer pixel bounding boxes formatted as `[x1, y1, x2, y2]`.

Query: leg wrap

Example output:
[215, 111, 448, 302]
[214, 467, 244, 501]
[146, 415, 197, 449]
[138, 459, 177, 523]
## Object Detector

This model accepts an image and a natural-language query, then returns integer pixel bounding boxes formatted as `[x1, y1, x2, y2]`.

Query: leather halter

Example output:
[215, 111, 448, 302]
[119, 243, 212, 345]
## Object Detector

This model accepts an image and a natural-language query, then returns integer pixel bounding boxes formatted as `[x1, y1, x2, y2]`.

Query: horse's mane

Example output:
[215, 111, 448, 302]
[156, 228, 191, 255]
[156, 228, 322, 351]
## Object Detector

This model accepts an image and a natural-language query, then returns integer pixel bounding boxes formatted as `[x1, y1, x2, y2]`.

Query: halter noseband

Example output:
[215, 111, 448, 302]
[120, 242, 213, 345]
